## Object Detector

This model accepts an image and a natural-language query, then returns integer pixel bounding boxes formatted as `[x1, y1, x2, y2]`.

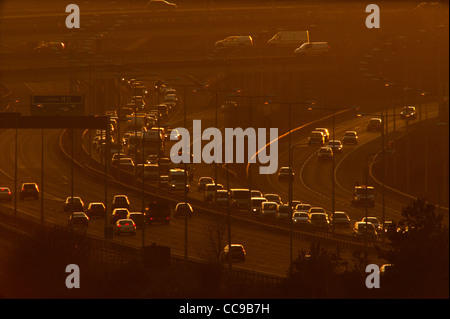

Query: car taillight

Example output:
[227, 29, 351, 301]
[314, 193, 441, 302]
[166, 217, 169, 220]
[8, 192, 11, 195]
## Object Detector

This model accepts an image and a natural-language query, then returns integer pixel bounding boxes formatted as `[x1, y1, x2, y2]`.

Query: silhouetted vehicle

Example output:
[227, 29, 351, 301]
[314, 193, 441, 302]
[34, 41, 65, 54]
[353, 222, 377, 241]
[112, 195, 130, 210]
[68, 212, 89, 227]
[318, 146, 333, 161]
[197, 177, 214, 191]
[400, 106, 417, 119]
[112, 208, 130, 224]
[327, 140, 343, 153]
[174, 202, 193, 218]
[0, 187, 12, 201]
[86, 202, 106, 218]
[343, 131, 359, 144]
[221, 244, 246, 262]
[308, 131, 325, 145]
[331, 211, 350, 228]
[308, 212, 330, 231]
[115, 219, 136, 236]
[19, 183, 39, 200]
[144, 201, 171, 224]
[63, 196, 84, 213]
[127, 212, 145, 228]
[278, 167, 294, 181]
[366, 118, 382, 132]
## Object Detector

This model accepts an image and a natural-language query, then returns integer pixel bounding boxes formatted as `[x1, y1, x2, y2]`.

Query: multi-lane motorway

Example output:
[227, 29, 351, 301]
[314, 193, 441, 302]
[1, 1, 448, 279]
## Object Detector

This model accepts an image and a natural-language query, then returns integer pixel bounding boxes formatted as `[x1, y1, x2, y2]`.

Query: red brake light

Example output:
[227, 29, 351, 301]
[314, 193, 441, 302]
[166, 217, 169, 220]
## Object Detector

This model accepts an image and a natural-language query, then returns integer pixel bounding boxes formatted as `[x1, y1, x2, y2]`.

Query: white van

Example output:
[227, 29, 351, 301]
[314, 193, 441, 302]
[294, 42, 329, 55]
[215, 36, 253, 49]
[267, 31, 309, 46]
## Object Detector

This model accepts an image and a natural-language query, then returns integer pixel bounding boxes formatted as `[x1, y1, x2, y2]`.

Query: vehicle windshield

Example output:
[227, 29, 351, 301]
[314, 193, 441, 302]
[356, 188, 375, 195]
[311, 214, 326, 220]
[263, 203, 277, 210]
[252, 199, 266, 207]
[334, 213, 347, 219]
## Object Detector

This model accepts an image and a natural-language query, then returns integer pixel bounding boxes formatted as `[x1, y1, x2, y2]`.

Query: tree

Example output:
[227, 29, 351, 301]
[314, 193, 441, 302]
[382, 198, 449, 298]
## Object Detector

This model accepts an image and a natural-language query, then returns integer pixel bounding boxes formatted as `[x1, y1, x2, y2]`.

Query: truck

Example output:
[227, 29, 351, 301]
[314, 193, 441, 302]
[144, 200, 171, 225]
[141, 129, 163, 157]
[351, 185, 376, 207]
[267, 31, 309, 47]
[168, 168, 190, 193]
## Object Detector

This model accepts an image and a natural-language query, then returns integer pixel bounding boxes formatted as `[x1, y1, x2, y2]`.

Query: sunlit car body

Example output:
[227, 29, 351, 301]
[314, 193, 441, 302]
[68, 212, 89, 227]
[86, 202, 106, 218]
[315, 127, 330, 141]
[115, 219, 136, 235]
[308, 212, 330, 230]
[400, 106, 417, 119]
[127, 212, 145, 228]
[197, 177, 214, 191]
[261, 201, 278, 217]
[327, 140, 343, 153]
[147, 0, 177, 11]
[292, 211, 309, 226]
[353, 222, 378, 240]
[20, 183, 39, 200]
[63, 196, 84, 213]
[331, 211, 350, 228]
[0, 187, 12, 201]
[112, 208, 130, 224]
[174, 202, 193, 218]
[342, 131, 358, 144]
[278, 166, 294, 181]
[112, 195, 130, 210]
[215, 36, 253, 49]
[362, 216, 381, 231]
[35, 41, 65, 53]
[317, 146, 333, 161]
[250, 197, 267, 215]
[264, 194, 282, 205]
[366, 118, 382, 132]
[221, 244, 246, 262]
[308, 130, 325, 145]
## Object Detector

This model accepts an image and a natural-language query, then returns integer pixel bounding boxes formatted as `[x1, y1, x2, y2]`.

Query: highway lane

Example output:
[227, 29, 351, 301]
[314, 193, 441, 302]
[1, 81, 336, 278]
[261, 102, 443, 231]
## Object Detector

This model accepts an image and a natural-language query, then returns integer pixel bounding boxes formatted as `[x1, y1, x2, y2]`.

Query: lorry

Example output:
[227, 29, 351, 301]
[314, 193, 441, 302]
[267, 31, 309, 47]
[144, 200, 171, 225]
[351, 185, 376, 207]
[168, 168, 190, 193]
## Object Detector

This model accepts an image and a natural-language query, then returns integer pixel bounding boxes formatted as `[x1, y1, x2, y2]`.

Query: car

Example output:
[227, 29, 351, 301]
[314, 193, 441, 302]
[353, 222, 377, 240]
[342, 131, 359, 144]
[331, 211, 350, 228]
[174, 202, 193, 218]
[0, 187, 12, 201]
[34, 41, 65, 53]
[19, 183, 39, 200]
[276, 204, 290, 220]
[197, 177, 214, 191]
[147, 0, 177, 11]
[327, 140, 343, 153]
[317, 146, 333, 161]
[115, 219, 137, 236]
[352, 185, 376, 207]
[261, 201, 278, 217]
[315, 128, 330, 141]
[111, 153, 126, 166]
[127, 212, 145, 228]
[308, 212, 330, 230]
[308, 131, 325, 145]
[112, 208, 130, 224]
[112, 195, 130, 210]
[68, 212, 89, 227]
[250, 197, 267, 215]
[366, 118, 382, 132]
[63, 196, 84, 213]
[278, 167, 294, 181]
[86, 202, 106, 218]
[295, 203, 311, 212]
[118, 157, 135, 172]
[215, 189, 229, 206]
[362, 216, 381, 231]
[400, 106, 417, 119]
[308, 207, 326, 215]
[250, 190, 263, 198]
[204, 183, 224, 202]
[292, 211, 309, 226]
[221, 244, 246, 262]
[264, 194, 282, 205]
[215, 36, 253, 49]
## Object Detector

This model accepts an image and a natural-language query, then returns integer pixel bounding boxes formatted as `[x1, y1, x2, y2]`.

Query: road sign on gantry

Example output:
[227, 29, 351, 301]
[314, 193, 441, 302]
[31, 95, 84, 116]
